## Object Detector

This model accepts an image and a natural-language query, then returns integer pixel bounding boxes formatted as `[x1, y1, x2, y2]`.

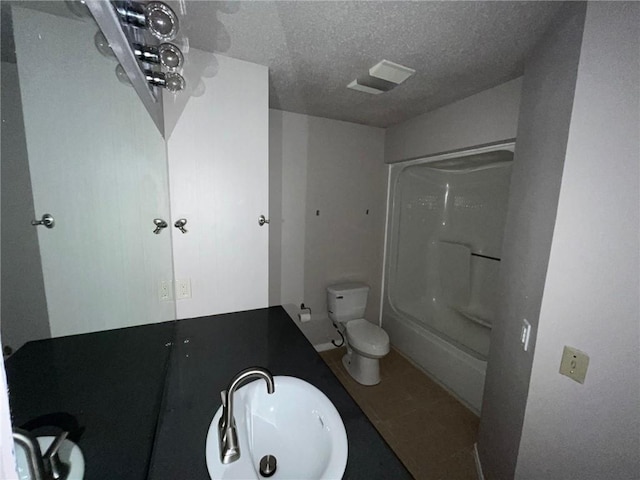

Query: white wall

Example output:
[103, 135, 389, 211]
[516, 3, 640, 478]
[268, 111, 308, 314]
[477, 4, 587, 478]
[165, 52, 269, 319]
[0, 61, 50, 352]
[269, 110, 386, 345]
[385, 77, 522, 163]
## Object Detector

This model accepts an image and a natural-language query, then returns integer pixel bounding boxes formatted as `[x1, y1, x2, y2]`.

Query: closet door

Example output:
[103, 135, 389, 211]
[165, 52, 269, 319]
[10, 6, 175, 339]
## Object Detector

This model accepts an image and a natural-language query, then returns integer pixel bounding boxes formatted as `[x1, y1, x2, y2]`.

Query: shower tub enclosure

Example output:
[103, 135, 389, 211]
[382, 145, 513, 413]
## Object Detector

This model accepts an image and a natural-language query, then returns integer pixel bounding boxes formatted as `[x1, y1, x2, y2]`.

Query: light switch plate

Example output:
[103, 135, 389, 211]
[559, 346, 589, 384]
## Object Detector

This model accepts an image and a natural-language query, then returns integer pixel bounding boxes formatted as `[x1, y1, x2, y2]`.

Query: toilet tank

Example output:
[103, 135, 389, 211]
[327, 283, 370, 323]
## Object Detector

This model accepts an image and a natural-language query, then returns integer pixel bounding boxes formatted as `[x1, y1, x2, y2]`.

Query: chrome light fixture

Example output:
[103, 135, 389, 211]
[133, 43, 184, 71]
[157, 43, 183, 70]
[115, 1, 179, 41]
[145, 70, 186, 92]
[100, 2, 188, 96]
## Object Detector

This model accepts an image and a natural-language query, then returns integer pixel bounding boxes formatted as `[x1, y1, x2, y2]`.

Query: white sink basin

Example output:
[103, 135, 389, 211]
[205, 376, 348, 479]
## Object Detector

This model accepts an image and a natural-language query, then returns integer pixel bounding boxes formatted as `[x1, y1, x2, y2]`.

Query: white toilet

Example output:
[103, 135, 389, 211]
[327, 283, 390, 386]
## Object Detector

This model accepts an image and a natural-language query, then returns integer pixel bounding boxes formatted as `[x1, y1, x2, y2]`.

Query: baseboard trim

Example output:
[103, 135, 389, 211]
[314, 342, 336, 352]
[474, 443, 485, 480]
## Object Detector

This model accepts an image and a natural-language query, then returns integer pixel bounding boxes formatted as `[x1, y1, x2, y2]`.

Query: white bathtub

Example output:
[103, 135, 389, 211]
[383, 303, 487, 413]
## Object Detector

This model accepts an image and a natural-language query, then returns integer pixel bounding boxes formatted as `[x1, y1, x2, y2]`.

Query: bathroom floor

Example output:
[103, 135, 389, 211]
[320, 347, 479, 480]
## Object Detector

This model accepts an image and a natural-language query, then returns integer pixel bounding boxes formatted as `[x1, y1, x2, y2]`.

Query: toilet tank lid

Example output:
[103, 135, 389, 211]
[327, 283, 369, 294]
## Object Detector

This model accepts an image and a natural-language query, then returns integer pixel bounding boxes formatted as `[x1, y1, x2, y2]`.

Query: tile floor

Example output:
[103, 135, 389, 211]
[320, 346, 479, 480]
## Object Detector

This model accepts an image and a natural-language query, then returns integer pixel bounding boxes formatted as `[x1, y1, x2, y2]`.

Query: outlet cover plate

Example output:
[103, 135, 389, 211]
[176, 278, 192, 299]
[559, 346, 589, 384]
[159, 280, 172, 302]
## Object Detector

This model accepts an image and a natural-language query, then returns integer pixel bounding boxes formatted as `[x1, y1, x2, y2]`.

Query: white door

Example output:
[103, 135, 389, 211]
[165, 52, 269, 319]
[13, 7, 175, 337]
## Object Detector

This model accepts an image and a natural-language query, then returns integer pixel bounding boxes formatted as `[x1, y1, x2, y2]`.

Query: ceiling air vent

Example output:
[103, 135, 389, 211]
[347, 59, 415, 95]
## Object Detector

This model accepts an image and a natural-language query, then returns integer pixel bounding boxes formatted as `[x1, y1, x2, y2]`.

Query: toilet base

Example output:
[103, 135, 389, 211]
[342, 351, 381, 386]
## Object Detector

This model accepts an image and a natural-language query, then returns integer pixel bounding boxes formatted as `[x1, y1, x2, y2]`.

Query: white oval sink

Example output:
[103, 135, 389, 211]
[205, 376, 348, 479]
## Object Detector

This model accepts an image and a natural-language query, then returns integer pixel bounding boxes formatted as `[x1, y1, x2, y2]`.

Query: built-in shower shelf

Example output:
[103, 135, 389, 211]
[452, 307, 493, 329]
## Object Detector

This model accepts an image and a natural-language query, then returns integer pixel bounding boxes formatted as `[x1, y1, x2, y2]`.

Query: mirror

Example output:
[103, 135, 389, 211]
[1, 1, 175, 353]
[2, 1, 270, 475]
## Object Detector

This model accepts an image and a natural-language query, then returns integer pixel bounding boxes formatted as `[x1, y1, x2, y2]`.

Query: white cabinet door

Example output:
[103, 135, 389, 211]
[165, 52, 269, 319]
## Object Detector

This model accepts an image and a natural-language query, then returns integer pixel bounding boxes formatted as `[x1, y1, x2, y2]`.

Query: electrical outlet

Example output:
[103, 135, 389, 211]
[559, 346, 589, 384]
[176, 278, 191, 299]
[159, 280, 172, 301]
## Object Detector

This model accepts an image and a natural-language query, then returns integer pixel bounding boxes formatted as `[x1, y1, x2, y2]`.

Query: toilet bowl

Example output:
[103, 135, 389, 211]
[342, 318, 390, 385]
[327, 283, 390, 386]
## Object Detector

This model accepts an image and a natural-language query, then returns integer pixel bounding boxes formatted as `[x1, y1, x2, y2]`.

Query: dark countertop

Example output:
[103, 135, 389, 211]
[6, 307, 410, 480]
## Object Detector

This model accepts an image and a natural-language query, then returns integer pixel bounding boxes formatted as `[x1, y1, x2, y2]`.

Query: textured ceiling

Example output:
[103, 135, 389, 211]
[175, 1, 567, 127]
[3, 1, 568, 128]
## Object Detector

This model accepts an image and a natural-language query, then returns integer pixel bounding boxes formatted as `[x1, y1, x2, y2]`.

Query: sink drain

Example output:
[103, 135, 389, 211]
[259, 455, 277, 478]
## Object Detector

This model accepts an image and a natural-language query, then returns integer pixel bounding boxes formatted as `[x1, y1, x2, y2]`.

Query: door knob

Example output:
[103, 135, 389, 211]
[31, 213, 55, 229]
[153, 218, 168, 234]
[174, 218, 188, 234]
[258, 215, 269, 226]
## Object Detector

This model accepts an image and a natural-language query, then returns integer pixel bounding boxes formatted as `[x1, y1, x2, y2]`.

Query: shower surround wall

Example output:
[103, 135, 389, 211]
[381, 78, 523, 412]
[383, 147, 513, 412]
[387, 151, 512, 356]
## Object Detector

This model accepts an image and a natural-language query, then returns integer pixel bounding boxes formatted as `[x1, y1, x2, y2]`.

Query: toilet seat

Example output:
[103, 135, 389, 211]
[346, 319, 390, 357]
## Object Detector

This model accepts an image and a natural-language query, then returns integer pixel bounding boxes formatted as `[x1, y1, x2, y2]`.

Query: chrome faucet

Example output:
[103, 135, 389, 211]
[218, 367, 275, 464]
[12, 428, 70, 480]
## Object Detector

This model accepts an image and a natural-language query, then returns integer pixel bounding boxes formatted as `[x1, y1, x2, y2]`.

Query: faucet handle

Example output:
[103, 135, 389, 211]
[44, 431, 71, 480]
[43, 430, 68, 459]
[220, 390, 227, 407]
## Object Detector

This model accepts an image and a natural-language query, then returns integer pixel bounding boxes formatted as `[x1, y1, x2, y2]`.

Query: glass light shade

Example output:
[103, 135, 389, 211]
[145, 2, 179, 41]
[94, 31, 115, 58]
[164, 72, 186, 92]
[115, 64, 132, 86]
[158, 43, 183, 71]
